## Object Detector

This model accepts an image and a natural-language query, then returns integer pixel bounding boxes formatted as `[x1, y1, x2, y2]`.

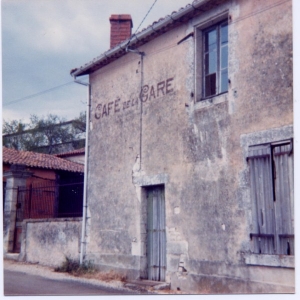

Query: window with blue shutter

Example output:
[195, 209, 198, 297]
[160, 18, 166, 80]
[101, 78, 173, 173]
[248, 140, 294, 255]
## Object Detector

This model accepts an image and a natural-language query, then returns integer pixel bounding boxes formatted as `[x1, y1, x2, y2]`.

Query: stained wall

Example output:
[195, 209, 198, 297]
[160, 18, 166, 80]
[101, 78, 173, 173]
[85, 0, 293, 293]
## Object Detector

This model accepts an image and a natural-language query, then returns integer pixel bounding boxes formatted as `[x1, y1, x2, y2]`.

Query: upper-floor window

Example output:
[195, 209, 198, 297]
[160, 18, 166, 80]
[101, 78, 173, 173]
[203, 21, 228, 98]
[247, 140, 294, 256]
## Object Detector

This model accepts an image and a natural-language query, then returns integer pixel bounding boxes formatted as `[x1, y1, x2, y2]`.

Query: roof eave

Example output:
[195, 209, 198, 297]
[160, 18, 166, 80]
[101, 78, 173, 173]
[71, 0, 210, 77]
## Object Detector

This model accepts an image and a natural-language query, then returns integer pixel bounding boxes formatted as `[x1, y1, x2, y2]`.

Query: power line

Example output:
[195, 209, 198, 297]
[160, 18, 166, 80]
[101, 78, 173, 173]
[230, 0, 290, 25]
[136, 0, 158, 34]
[3, 81, 75, 107]
[129, 0, 158, 43]
[2, 2, 160, 108]
[95, 0, 290, 75]
[3, 0, 289, 108]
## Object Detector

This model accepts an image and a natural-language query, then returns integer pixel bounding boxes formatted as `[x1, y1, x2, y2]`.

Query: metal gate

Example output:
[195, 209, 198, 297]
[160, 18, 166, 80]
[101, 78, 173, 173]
[146, 185, 166, 281]
[13, 181, 83, 252]
[13, 183, 57, 252]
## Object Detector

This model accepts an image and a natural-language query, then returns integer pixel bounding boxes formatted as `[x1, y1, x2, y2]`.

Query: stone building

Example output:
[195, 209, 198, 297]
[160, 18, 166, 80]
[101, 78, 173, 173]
[71, 0, 294, 293]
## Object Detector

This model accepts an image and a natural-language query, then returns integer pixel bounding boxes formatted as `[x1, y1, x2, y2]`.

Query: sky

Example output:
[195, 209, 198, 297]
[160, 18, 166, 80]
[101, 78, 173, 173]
[1, 0, 194, 123]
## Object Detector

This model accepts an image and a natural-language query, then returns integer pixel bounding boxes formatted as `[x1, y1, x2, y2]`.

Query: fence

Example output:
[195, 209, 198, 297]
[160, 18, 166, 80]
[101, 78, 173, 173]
[16, 181, 83, 221]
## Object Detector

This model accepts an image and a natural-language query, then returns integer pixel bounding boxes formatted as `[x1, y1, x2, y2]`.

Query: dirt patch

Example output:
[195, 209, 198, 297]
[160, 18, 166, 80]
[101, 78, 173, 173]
[72, 269, 126, 283]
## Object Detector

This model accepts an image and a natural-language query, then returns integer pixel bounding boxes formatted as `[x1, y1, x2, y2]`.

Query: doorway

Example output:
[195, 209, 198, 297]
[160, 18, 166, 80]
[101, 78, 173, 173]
[146, 185, 166, 281]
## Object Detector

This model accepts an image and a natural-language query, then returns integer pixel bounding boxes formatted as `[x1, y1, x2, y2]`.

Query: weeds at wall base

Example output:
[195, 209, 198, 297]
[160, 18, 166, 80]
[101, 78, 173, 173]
[54, 256, 96, 276]
[54, 256, 127, 282]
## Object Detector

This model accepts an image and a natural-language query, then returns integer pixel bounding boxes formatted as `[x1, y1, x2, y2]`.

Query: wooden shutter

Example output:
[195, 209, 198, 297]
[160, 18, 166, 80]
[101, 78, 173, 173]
[248, 144, 275, 254]
[273, 141, 294, 255]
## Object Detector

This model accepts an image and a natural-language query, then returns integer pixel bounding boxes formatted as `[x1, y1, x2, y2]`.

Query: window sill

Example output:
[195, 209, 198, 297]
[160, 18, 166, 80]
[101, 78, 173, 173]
[244, 253, 294, 269]
[194, 92, 228, 110]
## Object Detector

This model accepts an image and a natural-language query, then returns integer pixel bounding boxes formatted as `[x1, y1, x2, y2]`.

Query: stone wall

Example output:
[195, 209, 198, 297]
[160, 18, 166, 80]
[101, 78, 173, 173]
[20, 218, 82, 267]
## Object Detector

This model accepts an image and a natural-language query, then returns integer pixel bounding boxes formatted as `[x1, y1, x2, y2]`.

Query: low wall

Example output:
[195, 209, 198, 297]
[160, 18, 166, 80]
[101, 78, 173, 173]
[19, 218, 82, 267]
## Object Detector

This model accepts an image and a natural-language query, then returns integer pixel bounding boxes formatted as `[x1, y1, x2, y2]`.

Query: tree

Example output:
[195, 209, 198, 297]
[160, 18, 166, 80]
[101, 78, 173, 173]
[2, 119, 27, 150]
[2, 112, 86, 154]
[29, 114, 75, 154]
[72, 111, 86, 133]
[70, 111, 86, 149]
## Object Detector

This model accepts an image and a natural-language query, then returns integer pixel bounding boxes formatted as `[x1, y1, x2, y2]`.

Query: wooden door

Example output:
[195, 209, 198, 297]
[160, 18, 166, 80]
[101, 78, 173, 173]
[146, 185, 166, 281]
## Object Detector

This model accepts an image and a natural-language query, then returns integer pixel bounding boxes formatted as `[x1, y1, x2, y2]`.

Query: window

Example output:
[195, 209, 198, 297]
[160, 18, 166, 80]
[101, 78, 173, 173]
[203, 21, 228, 98]
[247, 140, 294, 256]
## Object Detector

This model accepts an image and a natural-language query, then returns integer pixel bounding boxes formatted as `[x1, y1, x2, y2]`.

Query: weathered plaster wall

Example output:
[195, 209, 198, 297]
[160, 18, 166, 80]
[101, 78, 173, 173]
[171, 0, 293, 293]
[87, 20, 193, 279]
[85, 0, 293, 293]
[20, 218, 82, 267]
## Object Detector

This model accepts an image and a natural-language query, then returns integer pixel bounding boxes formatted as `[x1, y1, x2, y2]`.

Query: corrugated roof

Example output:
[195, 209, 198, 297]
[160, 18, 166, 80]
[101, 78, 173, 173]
[56, 148, 85, 157]
[3, 147, 84, 173]
[71, 0, 224, 77]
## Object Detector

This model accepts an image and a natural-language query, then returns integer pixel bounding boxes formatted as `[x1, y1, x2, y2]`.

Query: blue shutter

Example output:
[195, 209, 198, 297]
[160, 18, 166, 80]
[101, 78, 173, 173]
[273, 142, 294, 255]
[248, 144, 275, 254]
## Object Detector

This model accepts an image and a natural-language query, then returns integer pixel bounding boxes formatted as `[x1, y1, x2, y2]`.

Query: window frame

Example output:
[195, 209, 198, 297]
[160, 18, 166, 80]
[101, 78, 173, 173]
[194, 12, 230, 103]
[202, 20, 229, 99]
[247, 139, 294, 256]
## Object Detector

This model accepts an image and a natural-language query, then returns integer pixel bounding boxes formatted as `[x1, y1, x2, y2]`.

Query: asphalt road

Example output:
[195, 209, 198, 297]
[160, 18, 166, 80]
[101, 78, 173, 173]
[4, 269, 134, 296]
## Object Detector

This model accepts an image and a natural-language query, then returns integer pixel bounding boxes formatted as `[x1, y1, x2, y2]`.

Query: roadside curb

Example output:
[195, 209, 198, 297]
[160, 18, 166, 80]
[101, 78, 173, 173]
[4, 253, 19, 261]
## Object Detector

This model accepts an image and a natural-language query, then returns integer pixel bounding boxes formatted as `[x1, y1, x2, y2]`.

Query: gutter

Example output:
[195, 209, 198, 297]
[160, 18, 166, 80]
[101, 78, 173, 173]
[71, 0, 210, 77]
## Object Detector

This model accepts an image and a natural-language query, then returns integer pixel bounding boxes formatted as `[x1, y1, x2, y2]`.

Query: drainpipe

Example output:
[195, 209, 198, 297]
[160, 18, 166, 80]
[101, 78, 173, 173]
[126, 47, 145, 171]
[73, 77, 90, 265]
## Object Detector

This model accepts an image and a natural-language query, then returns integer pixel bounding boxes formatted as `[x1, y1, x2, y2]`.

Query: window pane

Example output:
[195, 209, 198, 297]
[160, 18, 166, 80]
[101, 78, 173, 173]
[205, 73, 216, 97]
[205, 51, 217, 74]
[221, 45, 228, 69]
[220, 69, 228, 93]
[202, 22, 229, 99]
[205, 28, 217, 52]
[221, 23, 228, 45]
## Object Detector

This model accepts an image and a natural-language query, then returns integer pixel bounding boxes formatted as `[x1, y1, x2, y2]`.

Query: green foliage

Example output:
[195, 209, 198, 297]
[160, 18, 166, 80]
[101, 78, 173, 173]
[2, 119, 28, 150]
[29, 114, 74, 154]
[2, 112, 86, 154]
[54, 256, 96, 275]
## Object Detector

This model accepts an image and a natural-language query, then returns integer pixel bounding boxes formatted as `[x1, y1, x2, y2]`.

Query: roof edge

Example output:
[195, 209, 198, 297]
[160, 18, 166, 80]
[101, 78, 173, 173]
[71, 0, 210, 77]
[3, 147, 84, 173]
[56, 148, 85, 157]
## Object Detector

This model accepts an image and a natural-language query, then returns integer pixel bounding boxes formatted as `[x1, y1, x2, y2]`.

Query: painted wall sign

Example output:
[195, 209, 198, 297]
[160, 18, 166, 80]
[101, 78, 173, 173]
[94, 77, 174, 120]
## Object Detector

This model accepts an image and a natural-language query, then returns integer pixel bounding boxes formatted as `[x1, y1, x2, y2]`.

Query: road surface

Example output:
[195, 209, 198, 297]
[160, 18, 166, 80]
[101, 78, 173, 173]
[4, 269, 134, 296]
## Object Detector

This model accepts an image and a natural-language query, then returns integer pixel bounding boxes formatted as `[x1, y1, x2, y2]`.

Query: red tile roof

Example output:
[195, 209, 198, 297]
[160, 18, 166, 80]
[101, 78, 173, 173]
[3, 147, 84, 173]
[55, 147, 85, 157]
